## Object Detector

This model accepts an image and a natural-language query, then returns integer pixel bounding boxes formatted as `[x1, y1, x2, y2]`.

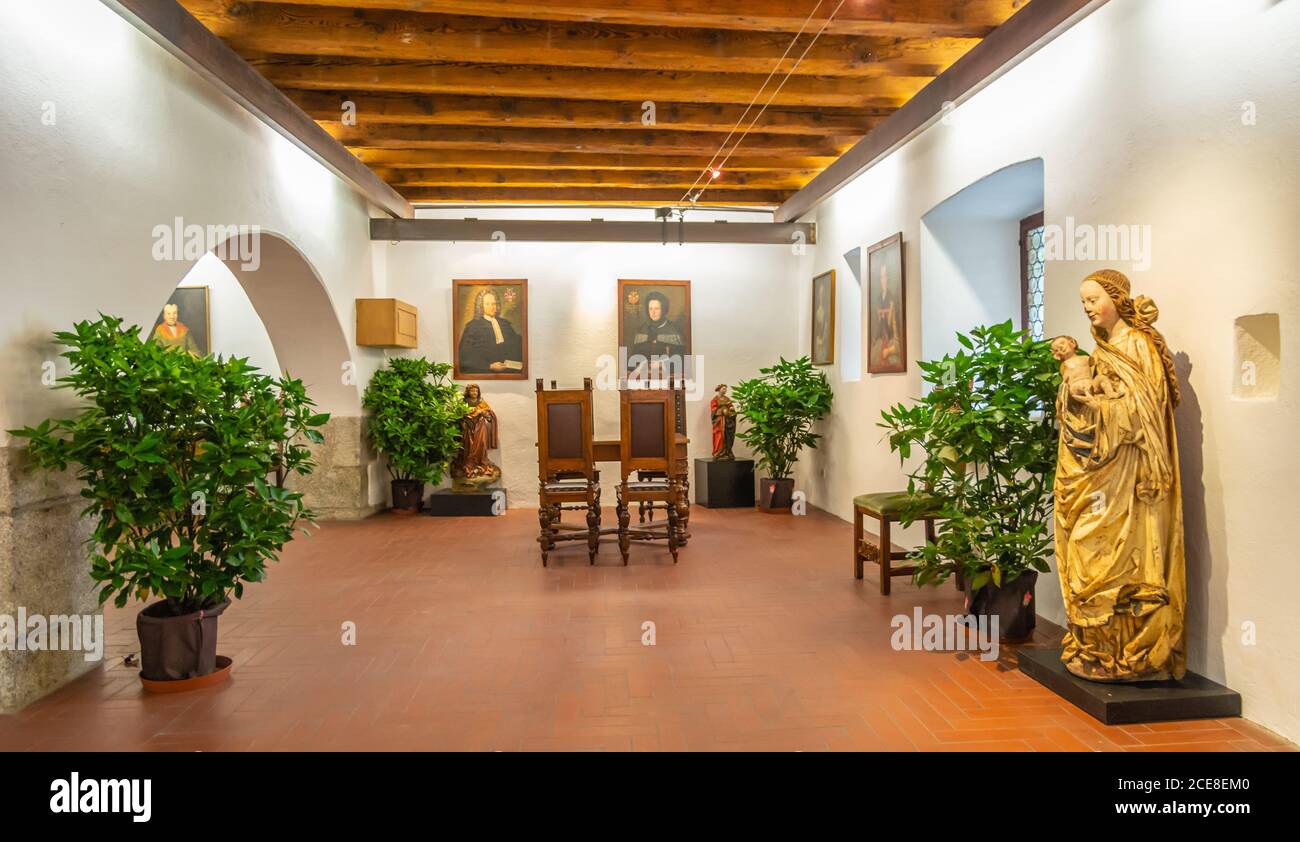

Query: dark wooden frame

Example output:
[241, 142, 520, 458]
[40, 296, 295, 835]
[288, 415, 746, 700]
[154, 285, 211, 357]
[810, 269, 836, 366]
[617, 279, 692, 379]
[452, 278, 529, 380]
[1019, 211, 1046, 335]
[865, 233, 907, 375]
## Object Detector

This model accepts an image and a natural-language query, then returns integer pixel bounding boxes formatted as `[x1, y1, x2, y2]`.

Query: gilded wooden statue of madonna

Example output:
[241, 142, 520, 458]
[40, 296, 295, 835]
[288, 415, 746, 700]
[1054, 269, 1186, 682]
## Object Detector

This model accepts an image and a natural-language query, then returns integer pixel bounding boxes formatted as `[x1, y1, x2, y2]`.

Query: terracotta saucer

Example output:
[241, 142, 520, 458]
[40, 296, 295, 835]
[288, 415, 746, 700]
[140, 656, 233, 693]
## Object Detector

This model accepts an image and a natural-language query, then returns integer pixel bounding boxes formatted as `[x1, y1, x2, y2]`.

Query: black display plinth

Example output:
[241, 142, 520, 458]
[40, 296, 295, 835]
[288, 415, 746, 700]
[426, 487, 505, 516]
[1018, 645, 1241, 725]
[694, 458, 755, 508]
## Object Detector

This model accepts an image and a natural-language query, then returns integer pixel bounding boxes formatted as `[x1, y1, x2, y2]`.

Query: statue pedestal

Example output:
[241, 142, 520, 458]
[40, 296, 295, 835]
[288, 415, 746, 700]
[1018, 645, 1241, 725]
[425, 486, 506, 517]
[694, 458, 755, 508]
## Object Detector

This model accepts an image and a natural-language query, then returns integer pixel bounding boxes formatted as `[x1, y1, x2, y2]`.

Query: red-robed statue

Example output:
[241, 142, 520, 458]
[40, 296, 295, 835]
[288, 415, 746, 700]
[710, 383, 736, 460]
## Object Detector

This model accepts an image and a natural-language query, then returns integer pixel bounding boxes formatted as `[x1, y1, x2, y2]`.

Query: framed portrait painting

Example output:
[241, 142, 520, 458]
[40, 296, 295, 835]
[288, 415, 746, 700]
[617, 279, 692, 380]
[866, 233, 906, 374]
[452, 279, 528, 380]
[150, 286, 210, 356]
[811, 269, 835, 366]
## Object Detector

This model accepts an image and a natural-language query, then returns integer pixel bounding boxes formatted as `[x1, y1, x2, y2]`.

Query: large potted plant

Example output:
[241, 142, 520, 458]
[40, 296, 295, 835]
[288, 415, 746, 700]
[732, 356, 834, 512]
[362, 357, 467, 513]
[878, 320, 1059, 641]
[10, 315, 327, 682]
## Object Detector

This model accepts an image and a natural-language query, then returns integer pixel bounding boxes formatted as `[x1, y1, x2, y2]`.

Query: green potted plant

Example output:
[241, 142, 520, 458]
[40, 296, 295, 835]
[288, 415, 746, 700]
[9, 315, 327, 682]
[732, 356, 834, 512]
[362, 357, 467, 513]
[878, 320, 1060, 640]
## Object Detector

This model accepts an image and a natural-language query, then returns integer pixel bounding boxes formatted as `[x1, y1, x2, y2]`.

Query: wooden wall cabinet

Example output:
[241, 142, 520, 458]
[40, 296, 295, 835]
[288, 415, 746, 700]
[356, 298, 418, 348]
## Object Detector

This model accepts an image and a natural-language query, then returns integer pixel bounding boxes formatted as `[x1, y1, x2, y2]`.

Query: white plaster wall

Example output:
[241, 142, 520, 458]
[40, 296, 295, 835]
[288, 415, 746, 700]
[919, 216, 1023, 362]
[176, 254, 281, 376]
[0, 0, 387, 471]
[793, 0, 1300, 742]
[381, 206, 800, 507]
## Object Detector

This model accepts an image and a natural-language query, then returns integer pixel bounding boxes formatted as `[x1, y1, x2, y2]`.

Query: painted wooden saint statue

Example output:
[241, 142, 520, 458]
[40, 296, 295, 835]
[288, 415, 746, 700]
[451, 384, 501, 490]
[710, 383, 736, 460]
[1054, 269, 1185, 681]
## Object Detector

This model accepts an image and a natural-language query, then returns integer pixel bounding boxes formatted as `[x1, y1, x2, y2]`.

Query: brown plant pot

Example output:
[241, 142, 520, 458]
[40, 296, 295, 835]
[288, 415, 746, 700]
[391, 479, 425, 513]
[966, 571, 1038, 643]
[136, 599, 229, 682]
[757, 477, 794, 513]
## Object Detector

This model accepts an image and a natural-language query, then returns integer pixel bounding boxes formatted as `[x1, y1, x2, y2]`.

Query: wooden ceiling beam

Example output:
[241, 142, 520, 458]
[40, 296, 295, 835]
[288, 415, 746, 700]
[180, 0, 976, 77]
[376, 167, 815, 190]
[776, 0, 1107, 221]
[323, 123, 854, 156]
[397, 186, 792, 206]
[250, 58, 932, 109]
[287, 90, 884, 136]
[348, 148, 837, 172]
[244, 0, 1021, 39]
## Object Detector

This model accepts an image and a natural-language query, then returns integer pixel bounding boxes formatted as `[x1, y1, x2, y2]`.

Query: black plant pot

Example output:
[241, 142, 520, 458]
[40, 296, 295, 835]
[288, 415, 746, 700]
[391, 479, 425, 513]
[966, 571, 1037, 643]
[136, 599, 229, 681]
[757, 477, 794, 513]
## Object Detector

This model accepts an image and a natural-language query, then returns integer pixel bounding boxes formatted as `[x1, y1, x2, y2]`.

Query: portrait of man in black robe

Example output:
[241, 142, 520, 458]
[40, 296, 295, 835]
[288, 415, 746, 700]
[456, 287, 524, 376]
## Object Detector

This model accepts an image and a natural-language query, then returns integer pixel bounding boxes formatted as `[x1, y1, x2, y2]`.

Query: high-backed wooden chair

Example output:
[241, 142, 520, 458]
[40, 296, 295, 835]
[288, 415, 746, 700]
[535, 378, 600, 566]
[616, 385, 683, 564]
[635, 383, 690, 541]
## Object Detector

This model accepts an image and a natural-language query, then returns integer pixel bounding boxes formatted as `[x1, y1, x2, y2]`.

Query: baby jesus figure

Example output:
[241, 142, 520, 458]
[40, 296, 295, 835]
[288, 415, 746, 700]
[1051, 335, 1118, 400]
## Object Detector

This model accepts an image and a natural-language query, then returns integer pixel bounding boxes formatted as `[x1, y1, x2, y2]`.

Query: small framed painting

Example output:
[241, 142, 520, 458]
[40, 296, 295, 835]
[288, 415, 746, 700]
[617, 279, 692, 381]
[452, 279, 528, 380]
[811, 269, 835, 366]
[866, 233, 906, 374]
[150, 286, 210, 356]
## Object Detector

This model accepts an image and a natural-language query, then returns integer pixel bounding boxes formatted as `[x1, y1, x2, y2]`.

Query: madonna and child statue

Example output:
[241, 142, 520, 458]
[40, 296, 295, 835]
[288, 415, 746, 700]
[1053, 269, 1186, 683]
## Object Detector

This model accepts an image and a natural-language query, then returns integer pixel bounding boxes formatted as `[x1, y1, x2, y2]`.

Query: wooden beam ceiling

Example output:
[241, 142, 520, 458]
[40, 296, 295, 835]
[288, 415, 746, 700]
[236, 0, 1024, 39]
[172, 0, 1028, 208]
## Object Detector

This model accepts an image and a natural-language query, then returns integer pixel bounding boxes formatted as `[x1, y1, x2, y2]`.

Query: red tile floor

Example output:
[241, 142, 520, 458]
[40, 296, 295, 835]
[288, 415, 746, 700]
[0, 506, 1292, 751]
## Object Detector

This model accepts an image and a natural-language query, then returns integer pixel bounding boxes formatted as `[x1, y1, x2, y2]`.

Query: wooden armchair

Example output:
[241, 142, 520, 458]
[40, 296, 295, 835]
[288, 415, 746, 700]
[535, 378, 600, 566]
[615, 385, 684, 564]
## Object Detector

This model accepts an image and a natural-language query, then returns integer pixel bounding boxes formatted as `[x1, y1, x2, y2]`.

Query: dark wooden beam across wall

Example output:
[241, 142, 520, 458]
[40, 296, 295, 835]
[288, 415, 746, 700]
[775, 0, 1111, 222]
[102, 0, 413, 218]
[372, 217, 816, 246]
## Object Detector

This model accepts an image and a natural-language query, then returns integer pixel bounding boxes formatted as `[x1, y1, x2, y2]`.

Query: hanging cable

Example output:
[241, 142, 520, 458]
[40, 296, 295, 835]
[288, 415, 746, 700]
[680, 0, 851, 208]
[675, 0, 827, 207]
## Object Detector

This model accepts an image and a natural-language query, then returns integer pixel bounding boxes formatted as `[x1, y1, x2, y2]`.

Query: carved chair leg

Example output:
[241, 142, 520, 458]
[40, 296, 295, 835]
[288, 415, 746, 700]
[879, 516, 892, 596]
[666, 502, 680, 564]
[587, 490, 600, 564]
[617, 489, 631, 565]
[538, 500, 552, 567]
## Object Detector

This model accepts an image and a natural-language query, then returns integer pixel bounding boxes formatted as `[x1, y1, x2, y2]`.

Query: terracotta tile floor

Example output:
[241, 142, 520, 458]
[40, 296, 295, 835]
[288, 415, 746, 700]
[0, 506, 1292, 752]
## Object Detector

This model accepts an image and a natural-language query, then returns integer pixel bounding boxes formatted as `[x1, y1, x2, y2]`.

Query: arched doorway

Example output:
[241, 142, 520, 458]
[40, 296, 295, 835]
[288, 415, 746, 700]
[152, 231, 376, 520]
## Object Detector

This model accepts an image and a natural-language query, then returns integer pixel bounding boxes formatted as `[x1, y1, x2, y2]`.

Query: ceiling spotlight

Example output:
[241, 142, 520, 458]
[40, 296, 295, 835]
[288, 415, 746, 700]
[710, 168, 722, 180]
